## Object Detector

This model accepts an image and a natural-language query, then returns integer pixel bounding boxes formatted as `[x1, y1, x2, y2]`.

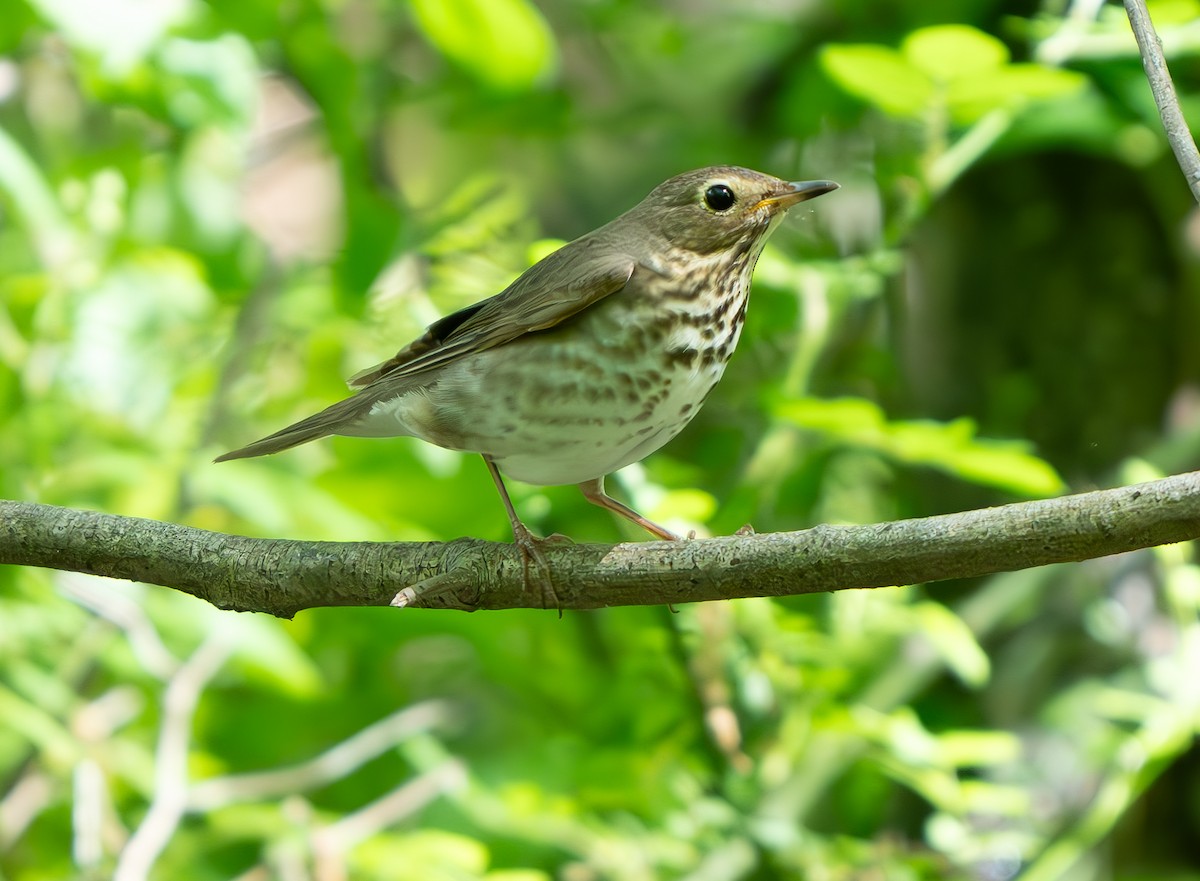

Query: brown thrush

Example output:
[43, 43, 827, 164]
[217, 166, 837, 570]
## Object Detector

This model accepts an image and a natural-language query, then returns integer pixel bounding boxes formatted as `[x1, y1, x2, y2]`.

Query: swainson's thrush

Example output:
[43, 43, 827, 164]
[218, 167, 837, 571]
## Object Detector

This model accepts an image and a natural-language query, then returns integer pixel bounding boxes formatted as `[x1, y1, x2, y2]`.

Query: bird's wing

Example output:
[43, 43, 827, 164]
[348, 240, 636, 388]
[215, 241, 635, 462]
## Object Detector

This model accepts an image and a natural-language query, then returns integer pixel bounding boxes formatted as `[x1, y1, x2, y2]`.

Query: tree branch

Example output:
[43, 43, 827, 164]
[3, 472, 1200, 616]
[1124, 0, 1200, 203]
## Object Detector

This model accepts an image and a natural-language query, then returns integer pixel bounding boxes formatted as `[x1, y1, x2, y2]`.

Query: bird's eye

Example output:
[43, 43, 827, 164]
[704, 184, 736, 212]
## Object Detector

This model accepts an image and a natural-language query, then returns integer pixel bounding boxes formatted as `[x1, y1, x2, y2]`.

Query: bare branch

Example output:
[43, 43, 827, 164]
[313, 761, 466, 858]
[1124, 0, 1200, 202]
[59, 573, 179, 678]
[3, 472, 1200, 614]
[187, 701, 458, 811]
[113, 635, 233, 881]
[0, 771, 52, 850]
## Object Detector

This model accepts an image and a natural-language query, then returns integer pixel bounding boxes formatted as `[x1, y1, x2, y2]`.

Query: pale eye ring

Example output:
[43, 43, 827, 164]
[704, 184, 736, 212]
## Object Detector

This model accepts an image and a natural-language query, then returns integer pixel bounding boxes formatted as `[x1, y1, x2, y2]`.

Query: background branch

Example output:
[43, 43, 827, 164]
[3, 472, 1200, 616]
[1124, 0, 1200, 202]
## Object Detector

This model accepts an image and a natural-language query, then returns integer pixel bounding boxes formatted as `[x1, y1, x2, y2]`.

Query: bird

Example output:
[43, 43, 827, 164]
[217, 166, 837, 597]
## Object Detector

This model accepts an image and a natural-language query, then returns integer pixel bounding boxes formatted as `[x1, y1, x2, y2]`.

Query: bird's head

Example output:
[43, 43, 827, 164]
[635, 166, 838, 255]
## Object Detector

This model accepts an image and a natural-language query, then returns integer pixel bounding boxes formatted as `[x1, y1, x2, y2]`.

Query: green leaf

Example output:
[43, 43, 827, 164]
[913, 602, 991, 688]
[211, 612, 324, 699]
[648, 487, 717, 525]
[353, 829, 489, 879]
[0, 127, 67, 246]
[156, 35, 259, 126]
[935, 730, 1021, 767]
[889, 419, 1065, 496]
[864, 706, 939, 765]
[1144, 0, 1200, 26]
[526, 237, 567, 265]
[948, 64, 1088, 123]
[957, 780, 1032, 815]
[902, 25, 1009, 81]
[207, 804, 299, 841]
[0, 682, 79, 767]
[824, 28, 1085, 125]
[28, 0, 187, 75]
[820, 44, 933, 117]
[776, 397, 1065, 497]
[409, 0, 558, 92]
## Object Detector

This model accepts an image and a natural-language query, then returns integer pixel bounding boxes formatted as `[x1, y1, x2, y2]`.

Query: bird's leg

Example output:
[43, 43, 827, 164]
[577, 476, 682, 542]
[484, 456, 561, 611]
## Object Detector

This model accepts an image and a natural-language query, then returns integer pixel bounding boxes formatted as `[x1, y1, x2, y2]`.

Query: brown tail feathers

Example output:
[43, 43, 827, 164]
[214, 395, 373, 462]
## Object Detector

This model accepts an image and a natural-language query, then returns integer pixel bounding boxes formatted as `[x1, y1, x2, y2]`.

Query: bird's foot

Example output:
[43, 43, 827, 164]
[510, 522, 569, 614]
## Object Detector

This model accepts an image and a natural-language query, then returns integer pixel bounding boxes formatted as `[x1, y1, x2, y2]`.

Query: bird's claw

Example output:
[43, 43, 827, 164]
[511, 524, 563, 614]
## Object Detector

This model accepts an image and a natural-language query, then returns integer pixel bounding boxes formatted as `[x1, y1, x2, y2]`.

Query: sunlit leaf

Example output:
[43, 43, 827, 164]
[948, 64, 1088, 123]
[0, 126, 69, 250]
[527, 237, 567, 265]
[824, 29, 1084, 126]
[60, 248, 214, 429]
[1144, 0, 1200, 26]
[207, 803, 298, 840]
[485, 871, 553, 881]
[957, 780, 1032, 815]
[820, 44, 933, 117]
[935, 730, 1021, 767]
[156, 35, 259, 126]
[409, 0, 558, 92]
[0, 681, 79, 766]
[210, 611, 324, 698]
[649, 487, 717, 524]
[353, 829, 489, 878]
[777, 397, 1065, 496]
[914, 602, 991, 688]
[28, 0, 188, 76]
[902, 25, 1009, 81]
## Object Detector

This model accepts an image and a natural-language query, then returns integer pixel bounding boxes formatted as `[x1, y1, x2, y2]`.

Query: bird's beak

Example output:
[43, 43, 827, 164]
[759, 179, 840, 211]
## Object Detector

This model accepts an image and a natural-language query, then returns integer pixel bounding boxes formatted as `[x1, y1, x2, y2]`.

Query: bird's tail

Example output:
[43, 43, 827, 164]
[214, 395, 374, 462]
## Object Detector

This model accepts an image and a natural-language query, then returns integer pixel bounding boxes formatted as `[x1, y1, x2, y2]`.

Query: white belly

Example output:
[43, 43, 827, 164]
[345, 277, 749, 487]
[348, 340, 729, 486]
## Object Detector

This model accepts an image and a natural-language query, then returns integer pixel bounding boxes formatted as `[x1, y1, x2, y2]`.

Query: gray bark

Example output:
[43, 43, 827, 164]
[3, 472, 1199, 616]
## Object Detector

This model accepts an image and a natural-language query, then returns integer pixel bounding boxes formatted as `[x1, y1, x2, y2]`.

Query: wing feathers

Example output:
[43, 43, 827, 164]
[349, 245, 634, 390]
[213, 395, 377, 461]
[216, 238, 636, 461]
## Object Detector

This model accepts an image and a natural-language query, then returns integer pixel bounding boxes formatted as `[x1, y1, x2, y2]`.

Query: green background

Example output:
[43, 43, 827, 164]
[2, 0, 1199, 878]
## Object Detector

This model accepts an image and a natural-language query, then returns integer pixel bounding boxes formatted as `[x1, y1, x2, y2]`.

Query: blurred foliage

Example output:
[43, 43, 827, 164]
[2, 0, 1200, 879]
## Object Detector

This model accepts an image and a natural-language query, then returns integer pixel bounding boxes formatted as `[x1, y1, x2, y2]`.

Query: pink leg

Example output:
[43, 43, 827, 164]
[577, 476, 681, 541]
[484, 457, 560, 610]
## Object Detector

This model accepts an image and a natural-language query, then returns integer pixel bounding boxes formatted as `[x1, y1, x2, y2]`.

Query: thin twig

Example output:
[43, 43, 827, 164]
[313, 761, 467, 856]
[112, 634, 233, 881]
[187, 701, 457, 811]
[1124, 0, 1200, 202]
[0, 771, 52, 850]
[71, 760, 108, 871]
[59, 574, 179, 679]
